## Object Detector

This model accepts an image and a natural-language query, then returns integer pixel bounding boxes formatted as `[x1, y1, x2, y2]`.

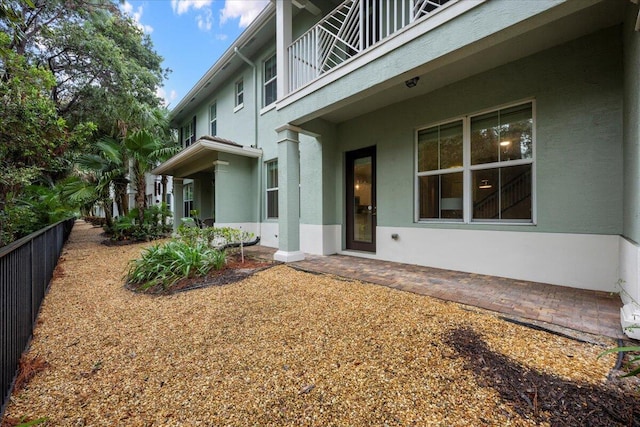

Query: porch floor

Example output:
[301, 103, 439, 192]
[245, 246, 625, 341]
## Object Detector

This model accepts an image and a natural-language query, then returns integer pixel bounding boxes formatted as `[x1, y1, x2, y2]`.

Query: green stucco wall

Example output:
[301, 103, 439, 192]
[336, 26, 623, 235]
[623, 3, 640, 243]
[214, 152, 258, 223]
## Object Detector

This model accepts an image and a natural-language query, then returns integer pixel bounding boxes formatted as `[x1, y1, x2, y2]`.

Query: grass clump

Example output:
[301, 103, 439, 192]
[126, 240, 226, 291]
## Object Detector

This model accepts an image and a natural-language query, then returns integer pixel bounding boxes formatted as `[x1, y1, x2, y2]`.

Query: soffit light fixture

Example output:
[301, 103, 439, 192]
[405, 76, 420, 88]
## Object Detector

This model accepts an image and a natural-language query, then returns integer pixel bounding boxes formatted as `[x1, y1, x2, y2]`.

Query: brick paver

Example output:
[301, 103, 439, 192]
[245, 246, 624, 340]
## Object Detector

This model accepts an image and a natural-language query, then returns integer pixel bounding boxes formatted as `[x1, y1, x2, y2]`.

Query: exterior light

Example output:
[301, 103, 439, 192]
[405, 76, 420, 88]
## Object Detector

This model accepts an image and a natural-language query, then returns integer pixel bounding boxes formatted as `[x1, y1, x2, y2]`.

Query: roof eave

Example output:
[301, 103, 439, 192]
[168, 2, 277, 124]
[152, 139, 263, 176]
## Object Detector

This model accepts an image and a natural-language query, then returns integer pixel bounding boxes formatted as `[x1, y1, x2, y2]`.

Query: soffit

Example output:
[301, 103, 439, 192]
[293, 0, 626, 125]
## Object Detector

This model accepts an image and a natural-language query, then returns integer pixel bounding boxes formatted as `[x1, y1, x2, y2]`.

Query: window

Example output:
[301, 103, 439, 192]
[209, 103, 217, 136]
[182, 122, 192, 147]
[266, 160, 278, 218]
[417, 120, 464, 220]
[183, 183, 194, 217]
[263, 54, 277, 107]
[235, 79, 244, 108]
[182, 116, 196, 147]
[417, 101, 534, 223]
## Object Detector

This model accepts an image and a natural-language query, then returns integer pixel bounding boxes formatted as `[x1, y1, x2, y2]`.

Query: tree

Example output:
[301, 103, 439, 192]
[123, 128, 178, 225]
[0, 0, 170, 244]
[0, 0, 167, 133]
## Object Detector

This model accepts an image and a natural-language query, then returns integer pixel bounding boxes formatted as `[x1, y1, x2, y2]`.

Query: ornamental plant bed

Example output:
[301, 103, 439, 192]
[126, 250, 276, 294]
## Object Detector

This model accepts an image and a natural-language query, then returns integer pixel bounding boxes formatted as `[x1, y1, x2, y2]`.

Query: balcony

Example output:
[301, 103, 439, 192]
[287, 0, 454, 93]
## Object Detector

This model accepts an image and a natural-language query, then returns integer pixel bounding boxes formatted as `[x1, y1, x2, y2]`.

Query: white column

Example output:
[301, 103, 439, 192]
[172, 178, 184, 232]
[274, 125, 304, 262]
[276, 0, 292, 99]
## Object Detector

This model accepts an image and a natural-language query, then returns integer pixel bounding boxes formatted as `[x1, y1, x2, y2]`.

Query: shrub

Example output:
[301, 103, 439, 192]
[175, 225, 254, 249]
[126, 240, 226, 291]
[106, 204, 172, 242]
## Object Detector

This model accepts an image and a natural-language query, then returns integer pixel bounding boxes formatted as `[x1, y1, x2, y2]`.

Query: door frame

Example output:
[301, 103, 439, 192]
[345, 146, 376, 252]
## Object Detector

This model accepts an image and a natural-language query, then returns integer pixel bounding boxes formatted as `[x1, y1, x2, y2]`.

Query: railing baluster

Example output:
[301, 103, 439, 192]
[287, 0, 451, 91]
[1, 218, 75, 418]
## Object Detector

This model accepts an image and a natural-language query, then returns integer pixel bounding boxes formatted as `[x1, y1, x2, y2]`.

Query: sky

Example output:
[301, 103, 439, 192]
[121, 0, 270, 110]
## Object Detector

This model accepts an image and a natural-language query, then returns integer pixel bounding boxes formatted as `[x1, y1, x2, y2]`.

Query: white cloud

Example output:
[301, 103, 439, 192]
[220, 0, 269, 28]
[196, 8, 213, 31]
[157, 87, 178, 107]
[214, 33, 228, 41]
[122, 1, 153, 33]
[171, 0, 213, 15]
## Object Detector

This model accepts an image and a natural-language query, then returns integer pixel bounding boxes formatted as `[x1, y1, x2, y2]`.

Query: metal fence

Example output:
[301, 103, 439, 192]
[0, 218, 75, 417]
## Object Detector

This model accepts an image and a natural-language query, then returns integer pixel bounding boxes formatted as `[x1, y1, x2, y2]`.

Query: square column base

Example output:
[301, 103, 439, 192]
[274, 250, 305, 263]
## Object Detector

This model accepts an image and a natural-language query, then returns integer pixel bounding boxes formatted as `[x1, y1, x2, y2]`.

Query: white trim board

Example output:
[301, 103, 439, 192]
[370, 227, 619, 292]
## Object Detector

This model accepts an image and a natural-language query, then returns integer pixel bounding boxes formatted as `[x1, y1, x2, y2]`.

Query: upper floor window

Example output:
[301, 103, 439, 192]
[182, 119, 195, 148]
[263, 54, 277, 107]
[235, 79, 244, 109]
[209, 103, 217, 136]
[266, 160, 278, 219]
[417, 101, 534, 223]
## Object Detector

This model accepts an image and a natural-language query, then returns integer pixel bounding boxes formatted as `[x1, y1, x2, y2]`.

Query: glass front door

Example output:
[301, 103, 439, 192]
[346, 146, 376, 252]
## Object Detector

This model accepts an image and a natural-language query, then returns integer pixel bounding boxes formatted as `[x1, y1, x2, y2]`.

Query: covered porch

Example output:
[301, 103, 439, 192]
[152, 135, 262, 230]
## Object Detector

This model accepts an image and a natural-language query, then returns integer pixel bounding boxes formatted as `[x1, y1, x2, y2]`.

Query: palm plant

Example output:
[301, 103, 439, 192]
[123, 128, 178, 225]
[64, 137, 128, 228]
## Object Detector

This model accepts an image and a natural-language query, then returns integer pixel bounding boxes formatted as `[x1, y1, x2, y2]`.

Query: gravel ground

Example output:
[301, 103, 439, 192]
[2, 221, 635, 426]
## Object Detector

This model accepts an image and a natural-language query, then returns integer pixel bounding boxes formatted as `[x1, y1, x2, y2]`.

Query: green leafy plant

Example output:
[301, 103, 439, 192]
[126, 240, 226, 291]
[11, 416, 48, 427]
[599, 345, 640, 378]
[175, 225, 254, 249]
[105, 204, 172, 242]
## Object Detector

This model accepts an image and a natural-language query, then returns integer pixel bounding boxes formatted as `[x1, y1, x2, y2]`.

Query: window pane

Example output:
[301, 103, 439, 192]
[499, 104, 533, 161]
[267, 190, 278, 218]
[210, 104, 216, 119]
[419, 172, 463, 220]
[472, 168, 499, 219]
[236, 80, 243, 106]
[501, 164, 532, 219]
[264, 80, 276, 106]
[439, 121, 463, 169]
[211, 121, 217, 136]
[417, 128, 439, 172]
[264, 55, 277, 81]
[471, 111, 499, 165]
[418, 121, 462, 172]
[473, 165, 532, 220]
[472, 103, 533, 165]
[266, 160, 278, 188]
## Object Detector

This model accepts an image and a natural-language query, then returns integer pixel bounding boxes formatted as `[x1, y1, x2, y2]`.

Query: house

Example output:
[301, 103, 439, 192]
[153, 0, 640, 337]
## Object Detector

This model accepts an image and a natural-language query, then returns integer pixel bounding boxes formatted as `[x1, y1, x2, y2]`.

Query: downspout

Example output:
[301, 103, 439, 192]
[234, 46, 262, 240]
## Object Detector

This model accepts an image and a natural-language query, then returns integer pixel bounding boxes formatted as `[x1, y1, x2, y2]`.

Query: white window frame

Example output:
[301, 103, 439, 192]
[209, 102, 217, 136]
[265, 159, 278, 219]
[183, 183, 194, 217]
[182, 122, 194, 148]
[415, 99, 536, 225]
[234, 79, 244, 112]
[263, 53, 277, 107]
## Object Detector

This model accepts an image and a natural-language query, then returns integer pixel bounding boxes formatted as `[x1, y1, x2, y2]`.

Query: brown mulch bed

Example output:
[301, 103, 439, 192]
[2, 221, 639, 426]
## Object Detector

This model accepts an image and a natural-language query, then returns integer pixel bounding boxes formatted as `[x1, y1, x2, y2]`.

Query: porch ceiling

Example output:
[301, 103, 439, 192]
[152, 136, 262, 178]
[293, 0, 626, 125]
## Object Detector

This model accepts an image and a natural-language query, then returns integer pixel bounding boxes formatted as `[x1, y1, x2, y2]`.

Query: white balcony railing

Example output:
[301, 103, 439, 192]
[287, 0, 453, 93]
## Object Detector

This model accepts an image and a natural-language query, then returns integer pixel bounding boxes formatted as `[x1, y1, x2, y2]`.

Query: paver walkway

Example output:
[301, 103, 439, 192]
[245, 246, 624, 340]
